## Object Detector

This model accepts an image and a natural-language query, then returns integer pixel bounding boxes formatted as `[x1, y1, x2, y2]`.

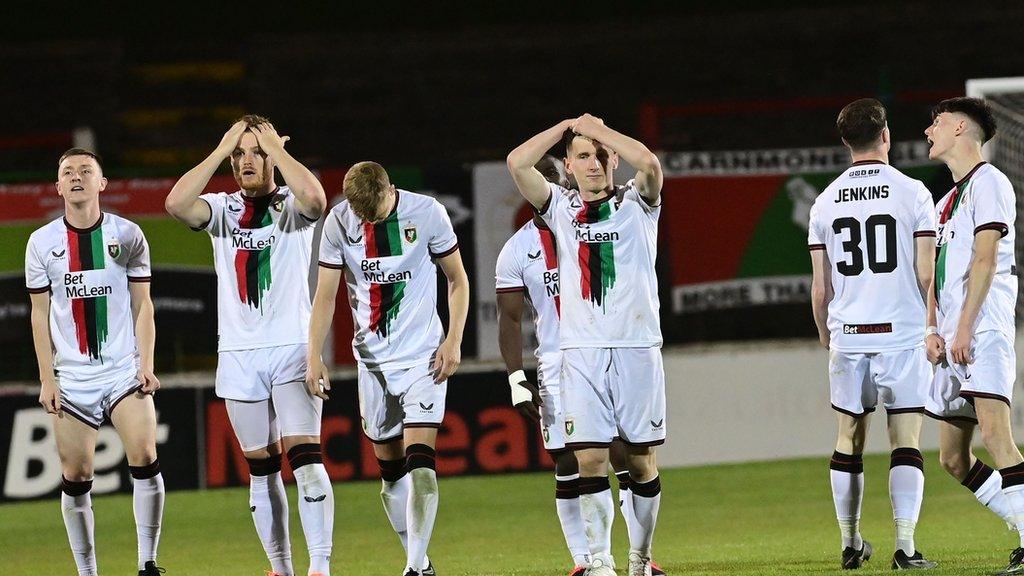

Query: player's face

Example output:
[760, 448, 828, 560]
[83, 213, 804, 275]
[56, 156, 106, 204]
[230, 131, 273, 192]
[925, 112, 958, 160]
[565, 137, 618, 193]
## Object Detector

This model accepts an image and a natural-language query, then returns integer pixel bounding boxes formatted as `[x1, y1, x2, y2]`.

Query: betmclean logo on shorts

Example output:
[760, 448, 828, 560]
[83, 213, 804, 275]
[360, 259, 412, 283]
[230, 228, 276, 250]
[843, 323, 893, 335]
[64, 271, 113, 299]
[835, 185, 889, 203]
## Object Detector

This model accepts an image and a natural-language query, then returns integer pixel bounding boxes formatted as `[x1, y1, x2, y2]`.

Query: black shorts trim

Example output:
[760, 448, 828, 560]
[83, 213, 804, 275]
[364, 432, 404, 445]
[429, 244, 459, 260]
[886, 406, 925, 415]
[831, 404, 876, 418]
[924, 409, 978, 424]
[404, 422, 442, 429]
[318, 261, 345, 270]
[107, 384, 144, 417]
[61, 404, 100, 430]
[546, 447, 571, 457]
[960, 390, 1011, 407]
[616, 437, 666, 448]
[565, 441, 613, 450]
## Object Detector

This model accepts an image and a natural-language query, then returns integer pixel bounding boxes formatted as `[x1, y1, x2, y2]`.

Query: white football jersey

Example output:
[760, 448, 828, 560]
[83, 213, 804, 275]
[196, 186, 317, 352]
[538, 181, 662, 348]
[25, 213, 151, 383]
[807, 161, 936, 352]
[495, 219, 561, 380]
[319, 190, 459, 370]
[934, 162, 1017, 338]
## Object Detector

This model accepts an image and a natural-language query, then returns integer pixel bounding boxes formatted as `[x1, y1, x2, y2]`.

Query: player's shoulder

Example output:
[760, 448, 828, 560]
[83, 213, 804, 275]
[973, 162, 1013, 193]
[28, 216, 66, 246]
[397, 189, 444, 215]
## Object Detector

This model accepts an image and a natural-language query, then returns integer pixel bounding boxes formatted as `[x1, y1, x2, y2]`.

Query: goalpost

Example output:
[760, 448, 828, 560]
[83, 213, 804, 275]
[966, 77, 1024, 317]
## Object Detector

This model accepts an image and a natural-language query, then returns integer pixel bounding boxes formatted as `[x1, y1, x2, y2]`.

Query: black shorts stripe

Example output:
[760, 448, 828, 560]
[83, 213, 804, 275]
[565, 441, 613, 450]
[924, 409, 978, 424]
[106, 384, 144, 418]
[615, 437, 666, 448]
[886, 406, 925, 415]
[60, 403, 100, 430]
[959, 390, 1011, 407]
[831, 404, 876, 419]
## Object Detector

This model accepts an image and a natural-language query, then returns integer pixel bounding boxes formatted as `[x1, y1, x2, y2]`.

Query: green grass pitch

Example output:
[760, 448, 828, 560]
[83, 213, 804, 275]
[0, 452, 1019, 575]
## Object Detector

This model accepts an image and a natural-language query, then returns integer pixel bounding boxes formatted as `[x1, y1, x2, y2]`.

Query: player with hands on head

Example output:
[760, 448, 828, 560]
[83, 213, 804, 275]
[166, 115, 332, 576]
[309, 161, 468, 576]
[27, 148, 166, 576]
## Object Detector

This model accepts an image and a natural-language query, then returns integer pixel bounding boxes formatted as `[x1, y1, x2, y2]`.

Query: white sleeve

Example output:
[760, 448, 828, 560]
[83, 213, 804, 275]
[286, 192, 320, 228]
[807, 200, 825, 250]
[495, 237, 525, 293]
[913, 184, 937, 238]
[536, 182, 566, 226]
[193, 193, 226, 233]
[318, 212, 346, 269]
[427, 199, 459, 259]
[972, 173, 1015, 237]
[126, 224, 152, 281]
[624, 179, 660, 213]
[24, 236, 50, 293]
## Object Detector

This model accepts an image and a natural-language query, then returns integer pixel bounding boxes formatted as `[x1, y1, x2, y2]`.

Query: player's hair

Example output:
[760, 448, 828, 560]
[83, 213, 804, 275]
[235, 114, 272, 128]
[57, 148, 103, 172]
[536, 154, 568, 187]
[344, 161, 392, 221]
[836, 99, 887, 151]
[931, 97, 997, 143]
[562, 128, 582, 157]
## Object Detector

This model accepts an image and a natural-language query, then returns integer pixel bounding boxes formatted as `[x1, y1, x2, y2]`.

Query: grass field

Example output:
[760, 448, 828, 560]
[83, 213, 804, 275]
[1, 451, 1020, 575]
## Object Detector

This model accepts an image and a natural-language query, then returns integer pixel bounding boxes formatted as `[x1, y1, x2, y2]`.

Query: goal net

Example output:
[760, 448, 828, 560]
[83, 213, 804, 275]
[967, 78, 1024, 318]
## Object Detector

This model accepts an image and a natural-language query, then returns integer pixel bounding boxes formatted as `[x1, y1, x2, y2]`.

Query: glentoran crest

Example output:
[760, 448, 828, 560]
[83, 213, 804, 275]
[403, 225, 418, 244]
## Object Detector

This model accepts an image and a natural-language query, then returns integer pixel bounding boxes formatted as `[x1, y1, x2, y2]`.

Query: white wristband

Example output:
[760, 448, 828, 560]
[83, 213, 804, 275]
[925, 326, 939, 337]
[508, 370, 533, 405]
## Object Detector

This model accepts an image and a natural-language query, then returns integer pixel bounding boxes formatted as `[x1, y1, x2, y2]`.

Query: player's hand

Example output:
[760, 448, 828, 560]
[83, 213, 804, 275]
[926, 333, 947, 365]
[571, 113, 605, 137]
[39, 378, 61, 415]
[510, 379, 543, 423]
[432, 337, 461, 383]
[305, 357, 331, 400]
[137, 370, 161, 394]
[215, 121, 248, 158]
[950, 329, 974, 365]
[818, 332, 830, 349]
[249, 122, 290, 157]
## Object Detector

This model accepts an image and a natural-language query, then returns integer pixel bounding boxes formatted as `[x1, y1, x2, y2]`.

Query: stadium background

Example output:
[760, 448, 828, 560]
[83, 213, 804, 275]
[3, 2, 1024, 574]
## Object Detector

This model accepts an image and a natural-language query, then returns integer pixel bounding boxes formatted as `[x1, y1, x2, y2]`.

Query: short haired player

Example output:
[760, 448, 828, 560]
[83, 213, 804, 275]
[307, 161, 469, 576]
[165, 116, 332, 576]
[924, 97, 1024, 575]
[508, 115, 665, 576]
[809, 98, 938, 570]
[27, 149, 166, 576]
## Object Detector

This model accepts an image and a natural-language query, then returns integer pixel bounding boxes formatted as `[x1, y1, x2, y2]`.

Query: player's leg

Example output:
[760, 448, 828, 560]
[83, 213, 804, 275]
[543, 384, 589, 571]
[937, 418, 1013, 523]
[275, 379, 332, 576]
[53, 407, 100, 576]
[975, 398, 1024, 542]
[563, 348, 618, 574]
[399, 362, 446, 576]
[108, 379, 165, 575]
[609, 439, 640, 548]
[227, 398, 293, 576]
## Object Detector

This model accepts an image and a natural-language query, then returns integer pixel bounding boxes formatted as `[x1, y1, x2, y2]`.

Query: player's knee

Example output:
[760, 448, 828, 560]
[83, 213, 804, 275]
[61, 464, 93, 483]
[406, 443, 436, 472]
[286, 442, 323, 472]
[129, 458, 162, 480]
[61, 475, 93, 496]
[124, 443, 158, 468]
[574, 450, 608, 475]
[626, 455, 658, 483]
[245, 453, 283, 477]
[978, 419, 1009, 452]
[553, 451, 579, 477]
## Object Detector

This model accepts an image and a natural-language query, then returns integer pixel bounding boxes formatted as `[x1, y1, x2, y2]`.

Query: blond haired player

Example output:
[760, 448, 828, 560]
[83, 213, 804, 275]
[27, 148, 165, 576]
[809, 99, 938, 570]
[166, 116, 331, 576]
[924, 97, 1024, 575]
[508, 115, 665, 576]
[308, 162, 469, 576]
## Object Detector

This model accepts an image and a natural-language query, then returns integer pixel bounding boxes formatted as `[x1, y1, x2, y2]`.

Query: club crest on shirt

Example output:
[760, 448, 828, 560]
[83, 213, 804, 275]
[543, 426, 550, 443]
[564, 418, 575, 436]
[272, 199, 285, 213]
[107, 242, 121, 259]
[403, 225, 418, 244]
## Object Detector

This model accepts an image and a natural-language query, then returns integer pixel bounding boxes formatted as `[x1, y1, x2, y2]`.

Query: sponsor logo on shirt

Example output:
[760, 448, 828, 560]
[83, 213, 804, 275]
[842, 323, 893, 334]
[64, 271, 113, 299]
[230, 228, 276, 250]
[360, 259, 412, 283]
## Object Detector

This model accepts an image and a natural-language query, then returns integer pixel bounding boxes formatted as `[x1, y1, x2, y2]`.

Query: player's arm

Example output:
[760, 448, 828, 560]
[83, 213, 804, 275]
[914, 236, 935, 304]
[249, 122, 326, 220]
[507, 119, 575, 209]
[810, 248, 833, 349]
[573, 113, 663, 203]
[925, 276, 944, 364]
[434, 250, 469, 383]
[950, 229, 1001, 364]
[29, 291, 60, 414]
[497, 290, 543, 422]
[129, 281, 160, 393]
[307, 265, 342, 400]
[165, 121, 247, 228]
